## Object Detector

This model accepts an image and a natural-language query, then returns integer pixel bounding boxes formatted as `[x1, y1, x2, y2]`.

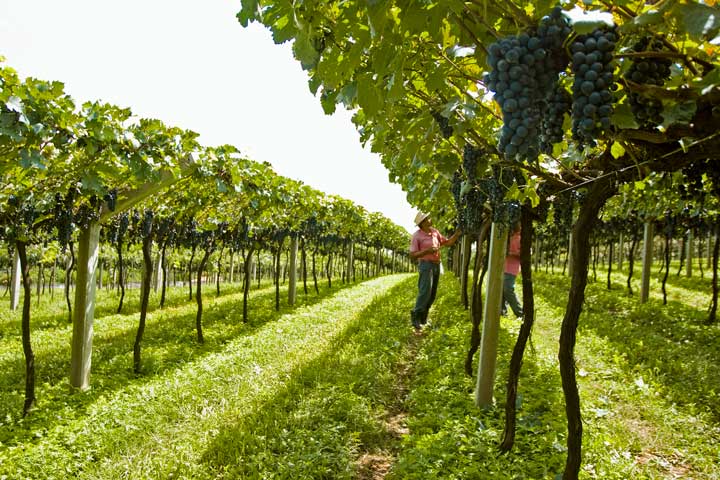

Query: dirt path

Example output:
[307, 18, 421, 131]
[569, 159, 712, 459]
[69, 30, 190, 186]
[355, 329, 426, 479]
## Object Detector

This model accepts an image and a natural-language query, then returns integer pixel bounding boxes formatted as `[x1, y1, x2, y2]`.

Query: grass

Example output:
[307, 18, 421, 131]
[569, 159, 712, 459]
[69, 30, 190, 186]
[1, 263, 718, 479]
[390, 265, 720, 479]
[0, 274, 416, 479]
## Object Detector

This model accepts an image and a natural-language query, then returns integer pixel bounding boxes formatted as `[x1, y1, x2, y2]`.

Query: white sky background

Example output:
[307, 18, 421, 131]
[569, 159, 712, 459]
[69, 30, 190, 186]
[0, 0, 418, 233]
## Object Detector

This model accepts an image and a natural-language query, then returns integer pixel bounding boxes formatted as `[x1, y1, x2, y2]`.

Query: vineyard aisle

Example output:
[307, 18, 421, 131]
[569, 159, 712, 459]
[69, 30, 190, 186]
[1, 273, 430, 479]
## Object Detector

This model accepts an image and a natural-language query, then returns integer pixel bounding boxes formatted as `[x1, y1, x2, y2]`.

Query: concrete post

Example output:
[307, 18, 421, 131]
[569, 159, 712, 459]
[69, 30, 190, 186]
[70, 223, 101, 391]
[475, 223, 508, 408]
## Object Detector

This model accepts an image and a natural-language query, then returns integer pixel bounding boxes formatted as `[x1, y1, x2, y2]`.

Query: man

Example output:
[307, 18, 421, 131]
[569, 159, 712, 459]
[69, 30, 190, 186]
[409, 212, 462, 330]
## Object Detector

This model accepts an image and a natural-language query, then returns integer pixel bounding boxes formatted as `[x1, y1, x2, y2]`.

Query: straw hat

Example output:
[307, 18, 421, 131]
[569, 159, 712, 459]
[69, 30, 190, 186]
[414, 212, 430, 226]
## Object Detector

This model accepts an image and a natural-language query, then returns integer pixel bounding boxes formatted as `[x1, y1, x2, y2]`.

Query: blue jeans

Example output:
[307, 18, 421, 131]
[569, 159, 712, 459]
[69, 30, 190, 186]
[413, 261, 440, 317]
[503, 272, 523, 317]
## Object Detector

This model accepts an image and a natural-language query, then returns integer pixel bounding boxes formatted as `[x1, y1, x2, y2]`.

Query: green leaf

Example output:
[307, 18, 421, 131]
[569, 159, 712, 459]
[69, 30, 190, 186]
[670, 2, 720, 41]
[611, 102, 639, 129]
[292, 32, 320, 70]
[634, 9, 664, 26]
[662, 101, 696, 128]
[611, 141, 625, 159]
[356, 76, 382, 117]
[237, 0, 260, 28]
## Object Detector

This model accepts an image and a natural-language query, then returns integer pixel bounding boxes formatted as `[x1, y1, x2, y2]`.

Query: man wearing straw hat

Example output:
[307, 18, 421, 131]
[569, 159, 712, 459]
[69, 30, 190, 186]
[409, 212, 462, 330]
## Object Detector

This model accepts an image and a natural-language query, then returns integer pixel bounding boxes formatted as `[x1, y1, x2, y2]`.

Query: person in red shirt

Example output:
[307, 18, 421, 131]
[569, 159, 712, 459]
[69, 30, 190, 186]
[502, 223, 523, 318]
[409, 212, 462, 330]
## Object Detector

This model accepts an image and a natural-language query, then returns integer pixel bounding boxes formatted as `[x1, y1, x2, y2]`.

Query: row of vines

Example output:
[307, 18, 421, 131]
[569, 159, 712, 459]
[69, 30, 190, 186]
[0, 61, 412, 421]
[238, 0, 720, 478]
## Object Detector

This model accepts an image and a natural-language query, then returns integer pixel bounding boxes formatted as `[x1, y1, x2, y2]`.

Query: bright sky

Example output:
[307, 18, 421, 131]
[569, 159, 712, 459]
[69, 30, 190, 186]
[0, 0, 418, 233]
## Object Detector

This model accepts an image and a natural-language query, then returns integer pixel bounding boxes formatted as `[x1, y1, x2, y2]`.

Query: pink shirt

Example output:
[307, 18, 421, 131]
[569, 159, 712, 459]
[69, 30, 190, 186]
[410, 227, 448, 263]
[504, 231, 521, 275]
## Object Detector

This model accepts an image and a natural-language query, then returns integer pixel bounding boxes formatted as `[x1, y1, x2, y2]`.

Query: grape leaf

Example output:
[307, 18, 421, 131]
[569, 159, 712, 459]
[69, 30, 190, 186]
[670, 2, 720, 41]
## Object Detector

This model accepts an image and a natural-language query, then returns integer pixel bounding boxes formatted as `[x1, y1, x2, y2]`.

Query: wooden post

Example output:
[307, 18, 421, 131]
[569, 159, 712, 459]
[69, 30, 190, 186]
[475, 222, 508, 408]
[640, 221, 654, 304]
[153, 252, 163, 292]
[70, 223, 101, 391]
[288, 235, 298, 306]
[10, 249, 21, 311]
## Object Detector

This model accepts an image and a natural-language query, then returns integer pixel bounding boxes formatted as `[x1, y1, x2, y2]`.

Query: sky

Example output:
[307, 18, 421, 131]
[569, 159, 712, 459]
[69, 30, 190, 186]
[0, 0, 418, 233]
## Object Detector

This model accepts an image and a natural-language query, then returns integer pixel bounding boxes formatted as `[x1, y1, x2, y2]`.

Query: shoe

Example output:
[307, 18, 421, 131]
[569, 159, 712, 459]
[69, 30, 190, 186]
[419, 310, 429, 326]
[411, 310, 421, 330]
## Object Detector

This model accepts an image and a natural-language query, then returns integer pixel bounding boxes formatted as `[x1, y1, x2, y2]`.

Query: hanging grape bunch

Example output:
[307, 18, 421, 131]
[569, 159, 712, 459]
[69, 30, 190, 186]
[623, 37, 672, 127]
[462, 186, 487, 235]
[431, 110, 453, 139]
[484, 7, 571, 162]
[450, 169, 464, 229]
[570, 26, 618, 146]
[463, 144, 483, 181]
[540, 85, 572, 154]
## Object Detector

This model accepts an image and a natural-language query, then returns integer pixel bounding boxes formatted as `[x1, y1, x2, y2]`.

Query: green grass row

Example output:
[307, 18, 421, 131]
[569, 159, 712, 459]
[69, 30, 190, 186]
[1, 263, 718, 479]
[0, 274, 417, 479]
[391, 266, 719, 479]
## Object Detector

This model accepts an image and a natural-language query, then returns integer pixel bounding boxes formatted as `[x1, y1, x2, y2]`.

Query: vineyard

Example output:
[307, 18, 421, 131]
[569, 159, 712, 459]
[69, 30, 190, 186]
[2, 0, 720, 479]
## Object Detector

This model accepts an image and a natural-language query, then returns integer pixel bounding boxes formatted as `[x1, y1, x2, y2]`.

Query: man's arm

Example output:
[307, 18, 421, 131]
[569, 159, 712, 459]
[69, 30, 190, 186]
[442, 228, 463, 248]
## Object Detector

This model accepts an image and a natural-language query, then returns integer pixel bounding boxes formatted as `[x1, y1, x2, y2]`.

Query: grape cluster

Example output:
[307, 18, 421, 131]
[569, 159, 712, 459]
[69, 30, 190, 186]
[451, 169, 464, 227]
[484, 7, 571, 161]
[463, 144, 483, 180]
[462, 186, 486, 235]
[540, 85, 571, 154]
[624, 37, 672, 127]
[74, 199, 100, 230]
[569, 27, 617, 146]
[431, 110, 453, 139]
[552, 190, 575, 233]
[54, 190, 75, 251]
[104, 187, 118, 212]
[679, 161, 706, 200]
[141, 209, 154, 238]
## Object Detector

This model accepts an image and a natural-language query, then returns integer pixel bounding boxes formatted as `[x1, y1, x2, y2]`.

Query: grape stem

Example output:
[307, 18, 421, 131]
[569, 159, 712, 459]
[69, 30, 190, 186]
[457, 10, 501, 42]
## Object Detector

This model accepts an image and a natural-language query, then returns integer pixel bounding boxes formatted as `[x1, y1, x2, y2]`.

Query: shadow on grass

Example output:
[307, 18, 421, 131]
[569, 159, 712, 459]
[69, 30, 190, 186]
[386, 275, 568, 479]
[0, 278, 360, 446]
[198, 278, 420, 479]
[533, 271, 720, 422]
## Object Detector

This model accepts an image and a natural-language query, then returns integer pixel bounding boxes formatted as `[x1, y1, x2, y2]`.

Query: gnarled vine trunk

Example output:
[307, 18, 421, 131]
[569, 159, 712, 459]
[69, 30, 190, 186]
[133, 230, 153, 374]
[500, 205, 536, 452]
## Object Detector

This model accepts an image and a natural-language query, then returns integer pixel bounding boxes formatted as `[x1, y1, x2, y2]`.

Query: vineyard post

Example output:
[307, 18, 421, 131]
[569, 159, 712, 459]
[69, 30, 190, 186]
[475, 222, 508, 408]
[97, 252, 102, 290]
[686, 229, 693, 278]
[346, 241, 353, 281]
[708, 231, 713, 269]
[229, 249, 235, 284]
[640, 221, 654, 304]
[288, 234, 298, 306]
[10, 248, 20, 311]
[153, 252, 163, 293]
[69, 222, 101, 391]
[374, 246, 381, 276]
